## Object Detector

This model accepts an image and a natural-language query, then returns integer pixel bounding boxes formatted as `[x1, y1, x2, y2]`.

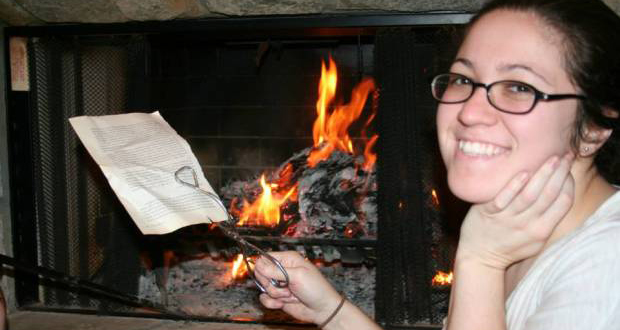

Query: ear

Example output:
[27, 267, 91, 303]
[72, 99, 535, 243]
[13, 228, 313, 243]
[579, 108, 616, 157]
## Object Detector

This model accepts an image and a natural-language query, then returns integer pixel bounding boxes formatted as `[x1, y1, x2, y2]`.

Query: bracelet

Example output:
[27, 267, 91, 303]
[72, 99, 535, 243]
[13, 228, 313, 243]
[318, 295, 346, 329]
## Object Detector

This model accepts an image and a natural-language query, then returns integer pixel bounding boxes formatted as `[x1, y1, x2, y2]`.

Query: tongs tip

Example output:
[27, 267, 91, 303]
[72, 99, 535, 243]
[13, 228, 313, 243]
[174, 166, 290, 293]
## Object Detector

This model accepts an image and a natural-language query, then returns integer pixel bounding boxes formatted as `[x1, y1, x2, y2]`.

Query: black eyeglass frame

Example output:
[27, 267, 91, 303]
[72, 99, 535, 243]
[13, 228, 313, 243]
[431, 73, 587, 114]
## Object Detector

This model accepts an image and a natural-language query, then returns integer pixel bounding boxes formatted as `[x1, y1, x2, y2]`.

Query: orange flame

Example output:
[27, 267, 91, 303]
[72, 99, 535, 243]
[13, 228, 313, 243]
[231, 254, 248, 280]
[233, 57, 377, 229]
[308, 56, 377, 167]
[431, 189, 440, 207]
[236, 174, 297, 227]
[432, 271, 453, 286]
[363, 134, 379, 171]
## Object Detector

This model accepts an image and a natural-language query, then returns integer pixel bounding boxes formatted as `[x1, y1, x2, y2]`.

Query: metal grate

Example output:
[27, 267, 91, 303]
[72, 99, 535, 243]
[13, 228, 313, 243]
[27, 36, 148, 311]
[374, 27, 461, 327]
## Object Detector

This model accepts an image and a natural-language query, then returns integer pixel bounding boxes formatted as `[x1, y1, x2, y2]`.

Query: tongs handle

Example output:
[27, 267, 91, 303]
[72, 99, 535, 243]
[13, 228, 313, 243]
[219, 221, 289, 291]
[174, 166, 290, 292]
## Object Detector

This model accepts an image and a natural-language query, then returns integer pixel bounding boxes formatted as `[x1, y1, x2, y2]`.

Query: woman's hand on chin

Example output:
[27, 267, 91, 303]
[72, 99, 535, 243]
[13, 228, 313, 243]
[457, 152, 575, 270]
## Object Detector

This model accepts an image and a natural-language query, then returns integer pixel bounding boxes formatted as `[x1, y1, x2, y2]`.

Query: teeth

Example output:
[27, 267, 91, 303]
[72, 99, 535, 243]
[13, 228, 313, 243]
[458, 140, 505, 157]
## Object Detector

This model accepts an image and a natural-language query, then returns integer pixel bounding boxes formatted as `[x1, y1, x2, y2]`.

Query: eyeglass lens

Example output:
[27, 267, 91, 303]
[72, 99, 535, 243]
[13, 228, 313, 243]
[432, 74, 536, 113]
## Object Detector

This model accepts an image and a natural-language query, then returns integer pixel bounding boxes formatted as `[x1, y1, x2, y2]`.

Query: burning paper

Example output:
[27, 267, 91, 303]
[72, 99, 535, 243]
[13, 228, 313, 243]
[69, 111, 228, 235]
[221, 56, 378, 238]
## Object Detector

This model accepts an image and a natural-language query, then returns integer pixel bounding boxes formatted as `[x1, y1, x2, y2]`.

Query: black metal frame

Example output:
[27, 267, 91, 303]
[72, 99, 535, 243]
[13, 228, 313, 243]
[5, 13, 471, 37]
[3, 12, 471, 329]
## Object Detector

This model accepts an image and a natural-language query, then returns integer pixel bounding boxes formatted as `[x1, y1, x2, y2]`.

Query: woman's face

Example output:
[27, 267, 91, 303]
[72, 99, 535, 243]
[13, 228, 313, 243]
[436, 9, 580, 203]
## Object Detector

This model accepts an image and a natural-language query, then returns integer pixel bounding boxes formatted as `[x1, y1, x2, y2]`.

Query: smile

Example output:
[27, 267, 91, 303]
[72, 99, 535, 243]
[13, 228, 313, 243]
[458, 140, 508, 157]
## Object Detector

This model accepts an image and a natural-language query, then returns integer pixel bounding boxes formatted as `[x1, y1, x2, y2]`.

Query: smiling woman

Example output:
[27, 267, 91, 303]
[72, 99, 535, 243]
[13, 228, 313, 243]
[435, 8, 586, 204]
[434, 3, 620, 329]
[253, 1, 620, 330]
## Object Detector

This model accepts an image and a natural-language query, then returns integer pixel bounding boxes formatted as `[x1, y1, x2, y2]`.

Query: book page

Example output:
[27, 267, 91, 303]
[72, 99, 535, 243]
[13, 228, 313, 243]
[69, 111, 228, 235]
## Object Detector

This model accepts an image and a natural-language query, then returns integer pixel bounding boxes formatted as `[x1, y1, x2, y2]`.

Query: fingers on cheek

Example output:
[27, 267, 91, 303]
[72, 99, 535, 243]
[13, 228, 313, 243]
[554, 176, 575, 210]
[520, 156, 559, 202]
[535, 177, 564, 210]
[512, 169, 554, 213]
[493, 172, 529, 211]
[537, 177, 574, 233]
[534, 164, 573, 213]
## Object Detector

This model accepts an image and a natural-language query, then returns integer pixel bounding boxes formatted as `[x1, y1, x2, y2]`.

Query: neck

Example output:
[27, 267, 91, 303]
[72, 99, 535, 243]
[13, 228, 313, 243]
[546, 158, 616, 247]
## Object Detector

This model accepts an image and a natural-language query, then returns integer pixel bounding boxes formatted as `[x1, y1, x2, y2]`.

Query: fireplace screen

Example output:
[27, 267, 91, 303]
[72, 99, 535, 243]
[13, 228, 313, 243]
[7, 19, 465, 329]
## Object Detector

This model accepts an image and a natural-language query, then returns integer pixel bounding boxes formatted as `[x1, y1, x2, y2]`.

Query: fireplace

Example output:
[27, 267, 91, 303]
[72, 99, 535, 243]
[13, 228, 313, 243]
[5, 14, 469, 329]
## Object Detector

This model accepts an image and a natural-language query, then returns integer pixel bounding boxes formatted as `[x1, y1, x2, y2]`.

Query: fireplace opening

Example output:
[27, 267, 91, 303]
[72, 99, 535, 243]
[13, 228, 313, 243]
[6, 15, 468, 329]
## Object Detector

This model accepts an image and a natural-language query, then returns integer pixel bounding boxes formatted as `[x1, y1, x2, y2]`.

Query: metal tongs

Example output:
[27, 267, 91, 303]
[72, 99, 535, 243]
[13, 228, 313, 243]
[174, 166, 289, 293]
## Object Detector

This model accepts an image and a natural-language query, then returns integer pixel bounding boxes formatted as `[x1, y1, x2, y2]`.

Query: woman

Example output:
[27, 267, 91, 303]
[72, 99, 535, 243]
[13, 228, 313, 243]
[255, 0, 620, 329]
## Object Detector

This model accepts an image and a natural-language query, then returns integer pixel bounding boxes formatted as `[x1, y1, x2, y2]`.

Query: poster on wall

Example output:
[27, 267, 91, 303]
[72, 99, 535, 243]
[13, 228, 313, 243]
[9, 37, 29, 92]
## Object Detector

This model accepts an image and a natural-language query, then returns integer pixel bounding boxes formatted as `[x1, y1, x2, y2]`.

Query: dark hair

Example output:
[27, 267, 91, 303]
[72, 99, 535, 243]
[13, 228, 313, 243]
[467, 0, 620, 184]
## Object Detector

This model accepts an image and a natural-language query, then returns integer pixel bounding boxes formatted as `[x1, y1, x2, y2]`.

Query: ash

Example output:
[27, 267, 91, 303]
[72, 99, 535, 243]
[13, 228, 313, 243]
[220, 147, 377, 239]
[138, 256, 375, 322]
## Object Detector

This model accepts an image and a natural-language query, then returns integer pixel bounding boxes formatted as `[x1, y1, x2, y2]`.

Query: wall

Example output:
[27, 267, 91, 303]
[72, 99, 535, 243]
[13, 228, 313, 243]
[2, 0, 620, 27]
[0, 0, 485, 25]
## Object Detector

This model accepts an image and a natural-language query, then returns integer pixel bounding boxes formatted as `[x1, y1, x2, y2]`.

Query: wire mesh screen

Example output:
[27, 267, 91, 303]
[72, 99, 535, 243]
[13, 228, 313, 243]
[27, 36, 147, 311]
[374, 27, 462, 327]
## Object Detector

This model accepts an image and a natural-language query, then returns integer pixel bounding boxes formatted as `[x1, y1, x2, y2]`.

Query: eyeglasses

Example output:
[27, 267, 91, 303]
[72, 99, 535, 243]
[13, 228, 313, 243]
[430, 73, 586, 114]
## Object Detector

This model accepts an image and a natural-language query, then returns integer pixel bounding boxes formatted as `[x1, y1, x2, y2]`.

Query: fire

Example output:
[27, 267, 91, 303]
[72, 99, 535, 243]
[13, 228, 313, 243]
[432, 271, 453, 286]
[231, 254, 248, 280]
[307, 56, 377, 167]
[232, 56, 376, 228]
[363, 134, 379, 171]
[431, 189, 439, 207]
[236, 174, 297, 227]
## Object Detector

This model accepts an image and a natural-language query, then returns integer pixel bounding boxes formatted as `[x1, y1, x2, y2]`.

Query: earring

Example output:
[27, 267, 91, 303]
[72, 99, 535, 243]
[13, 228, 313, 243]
[582, 146, 590, 154]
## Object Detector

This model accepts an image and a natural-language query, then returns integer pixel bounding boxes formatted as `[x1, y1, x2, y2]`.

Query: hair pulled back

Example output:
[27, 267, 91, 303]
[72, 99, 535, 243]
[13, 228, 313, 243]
[469, 0, 620, 184]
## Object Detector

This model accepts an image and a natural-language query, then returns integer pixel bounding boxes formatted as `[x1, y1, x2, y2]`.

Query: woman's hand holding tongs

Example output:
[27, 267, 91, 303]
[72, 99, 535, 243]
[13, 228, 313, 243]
[255, 251, 342, 324]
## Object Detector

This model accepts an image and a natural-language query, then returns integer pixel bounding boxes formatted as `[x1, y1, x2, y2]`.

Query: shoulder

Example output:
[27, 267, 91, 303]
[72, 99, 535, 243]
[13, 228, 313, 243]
[511, 191, 620, 292]
[541, 191, 620, 283]
[555, 192, 620, 265]
[577, 190, 620, 249]
[505, 193, 620, 329]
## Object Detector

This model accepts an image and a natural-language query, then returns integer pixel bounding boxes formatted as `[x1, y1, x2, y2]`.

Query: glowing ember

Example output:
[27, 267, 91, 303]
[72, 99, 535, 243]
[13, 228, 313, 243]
[307, 56, 377, 167]
[235, 174, 297, 227]
[343, 221, 364, 238]
[432, 271, 453, 286]
[231, 254, 248, 280]
[431, 189, 439, 207]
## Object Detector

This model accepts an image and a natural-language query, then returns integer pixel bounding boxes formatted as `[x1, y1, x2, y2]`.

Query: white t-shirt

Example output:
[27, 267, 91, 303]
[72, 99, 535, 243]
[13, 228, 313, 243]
[505, 190, 620, 330]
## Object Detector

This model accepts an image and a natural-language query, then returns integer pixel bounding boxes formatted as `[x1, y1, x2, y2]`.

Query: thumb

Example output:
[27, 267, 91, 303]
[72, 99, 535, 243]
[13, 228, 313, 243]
[255, 254, 296, 284]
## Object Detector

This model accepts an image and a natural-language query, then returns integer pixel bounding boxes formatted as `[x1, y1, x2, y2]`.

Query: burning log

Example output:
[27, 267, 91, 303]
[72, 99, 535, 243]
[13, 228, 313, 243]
[293, 149, 376, 238]
[220, 146, 377, 239]
[220, 55, 378, 240]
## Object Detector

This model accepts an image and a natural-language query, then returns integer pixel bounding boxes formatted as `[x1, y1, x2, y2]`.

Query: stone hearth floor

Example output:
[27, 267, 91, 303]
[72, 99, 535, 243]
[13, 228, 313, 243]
[9, 311, 318, 330]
